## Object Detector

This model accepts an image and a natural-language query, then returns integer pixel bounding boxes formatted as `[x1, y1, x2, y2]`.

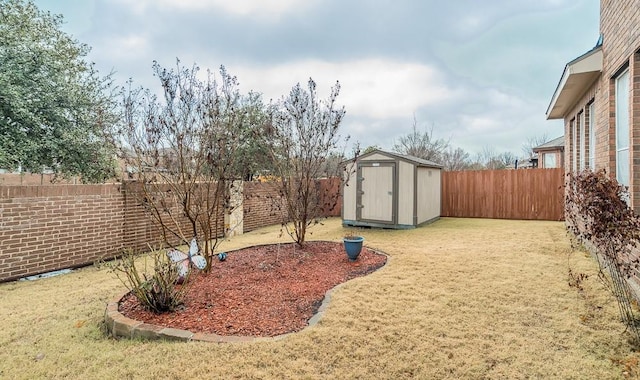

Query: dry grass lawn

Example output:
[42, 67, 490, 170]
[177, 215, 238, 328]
[1, 217, 639, 379]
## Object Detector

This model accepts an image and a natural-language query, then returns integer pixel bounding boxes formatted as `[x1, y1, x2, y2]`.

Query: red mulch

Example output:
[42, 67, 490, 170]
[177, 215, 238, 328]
[119, 241, 387, 337]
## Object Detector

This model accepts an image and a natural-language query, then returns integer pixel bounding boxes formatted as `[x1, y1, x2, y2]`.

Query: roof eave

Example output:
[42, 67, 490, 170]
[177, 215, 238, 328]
[546, 47, 603, 120]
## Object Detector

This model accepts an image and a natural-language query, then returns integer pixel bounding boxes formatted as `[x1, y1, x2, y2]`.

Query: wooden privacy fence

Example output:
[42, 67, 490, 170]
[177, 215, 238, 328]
[441, 168, 564, 220]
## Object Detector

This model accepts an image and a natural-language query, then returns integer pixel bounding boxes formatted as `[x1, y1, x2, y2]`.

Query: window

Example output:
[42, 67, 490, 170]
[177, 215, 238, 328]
[579, 111, 586, 171]
[544, 153, 557, 168]
[571, 119, 577, 172]
[615, 69, 630, 186]
[588, 102, 595, 169]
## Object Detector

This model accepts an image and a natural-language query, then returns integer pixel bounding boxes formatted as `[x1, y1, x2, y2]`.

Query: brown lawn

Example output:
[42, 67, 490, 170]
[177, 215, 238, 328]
[0, 217, 638, 379]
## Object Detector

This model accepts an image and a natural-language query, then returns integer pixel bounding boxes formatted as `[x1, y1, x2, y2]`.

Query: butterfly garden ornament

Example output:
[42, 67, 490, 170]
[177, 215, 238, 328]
[167, 238, 207, 282]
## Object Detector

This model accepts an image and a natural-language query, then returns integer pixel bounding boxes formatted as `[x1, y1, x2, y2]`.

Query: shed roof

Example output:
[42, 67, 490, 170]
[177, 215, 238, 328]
[355, 149, 443, 169]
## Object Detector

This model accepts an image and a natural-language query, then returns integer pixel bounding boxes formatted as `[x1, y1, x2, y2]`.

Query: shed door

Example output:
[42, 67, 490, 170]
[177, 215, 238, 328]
[357, 163, 396, 223]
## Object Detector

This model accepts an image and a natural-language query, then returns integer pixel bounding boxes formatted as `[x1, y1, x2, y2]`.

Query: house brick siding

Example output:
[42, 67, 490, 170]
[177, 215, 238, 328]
[564, 88, 600, 173]
[560, 0, 640, 290]
[601, 0, 640, 210]
[562, 0, 640, 209]
[631, 52, 640, 203]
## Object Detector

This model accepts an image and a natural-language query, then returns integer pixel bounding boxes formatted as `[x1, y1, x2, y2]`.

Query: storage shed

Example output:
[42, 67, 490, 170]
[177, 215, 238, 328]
[342, 150, 442, 229]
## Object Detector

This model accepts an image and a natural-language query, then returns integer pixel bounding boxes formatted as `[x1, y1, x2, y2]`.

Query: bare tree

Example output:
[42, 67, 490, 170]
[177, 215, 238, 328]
[265, 78, 351, 246]
[521, 133, 549, 158]
[498, 151, 518, 168]
[473, 146, 517, 170]
[393, 116, 449, 162]
[120, 60, 247, 270]
[475, 146, 500, 169]
[441, 146, 471, 171]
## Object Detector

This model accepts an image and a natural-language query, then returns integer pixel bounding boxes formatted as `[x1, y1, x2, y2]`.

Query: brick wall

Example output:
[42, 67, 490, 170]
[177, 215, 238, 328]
[630, 52, 640, 206]
[563, 88, 599, 174]
[242, 178, 341, 233]
[562, 1, 640, 209]
[243, 181, 284, 232]
[120, 181, 225, 253]
[0, 173, 81, 185]
[601, 0, 640, 209]
[561, 0, 640, 293]
[0, 178, 341, 282]
[0, 185, 125, 281]
[319, 177, 342, 217]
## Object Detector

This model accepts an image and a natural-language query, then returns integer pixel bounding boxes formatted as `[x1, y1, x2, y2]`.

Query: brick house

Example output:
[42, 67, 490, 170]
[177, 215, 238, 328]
[546, 0, 640, 212]
[533, 136, 565, 169]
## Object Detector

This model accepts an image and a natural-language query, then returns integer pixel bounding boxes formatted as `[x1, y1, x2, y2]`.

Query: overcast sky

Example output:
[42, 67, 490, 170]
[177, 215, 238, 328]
[34, 0, 600, 158]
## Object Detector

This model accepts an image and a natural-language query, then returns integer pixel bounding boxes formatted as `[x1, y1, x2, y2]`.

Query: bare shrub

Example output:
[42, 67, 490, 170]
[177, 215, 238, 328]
[264, 78, 354, 246]
[119, 60, 248, 269]
[109, 247, 187, 313]
[565, 169, 640, 341]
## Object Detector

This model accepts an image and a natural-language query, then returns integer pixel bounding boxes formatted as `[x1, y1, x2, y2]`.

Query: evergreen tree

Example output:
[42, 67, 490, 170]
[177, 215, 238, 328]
[0, 0, 117, 182]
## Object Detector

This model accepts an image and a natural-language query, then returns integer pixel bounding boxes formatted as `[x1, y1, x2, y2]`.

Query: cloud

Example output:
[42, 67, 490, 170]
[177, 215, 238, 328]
[110, 0, 317, 18]
[35, 0, 592, 157]
[102, 34, 149, 57]
[198, 0, 318, 16]
[230, 59, 453, 119]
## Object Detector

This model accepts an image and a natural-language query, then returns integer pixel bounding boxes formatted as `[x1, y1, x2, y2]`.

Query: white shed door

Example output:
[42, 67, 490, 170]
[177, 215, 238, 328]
[359, 165, 394, 222]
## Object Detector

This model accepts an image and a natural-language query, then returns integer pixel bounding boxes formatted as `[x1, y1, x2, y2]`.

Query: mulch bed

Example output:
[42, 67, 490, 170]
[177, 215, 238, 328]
[118, 241, 387, 337]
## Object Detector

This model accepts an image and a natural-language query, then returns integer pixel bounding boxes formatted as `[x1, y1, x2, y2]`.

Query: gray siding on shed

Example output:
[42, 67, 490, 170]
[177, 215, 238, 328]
[342, 150, 442, 229]
[416, 167, 441, 224]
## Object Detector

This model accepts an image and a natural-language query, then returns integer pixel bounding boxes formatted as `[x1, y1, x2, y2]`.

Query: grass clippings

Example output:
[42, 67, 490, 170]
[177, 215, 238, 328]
[1, 217, 638, 379]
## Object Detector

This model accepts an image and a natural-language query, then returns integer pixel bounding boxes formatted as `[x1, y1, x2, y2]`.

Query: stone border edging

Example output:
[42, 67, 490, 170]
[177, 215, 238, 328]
[104, 247, 389, 343]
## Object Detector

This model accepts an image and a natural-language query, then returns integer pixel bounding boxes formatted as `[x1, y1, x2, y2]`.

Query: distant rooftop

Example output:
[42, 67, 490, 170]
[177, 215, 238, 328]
[533, 136, 564, 151]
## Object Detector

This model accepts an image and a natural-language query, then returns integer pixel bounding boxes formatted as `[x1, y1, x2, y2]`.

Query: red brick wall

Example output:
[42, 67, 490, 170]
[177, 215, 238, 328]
[120, 181, 225, 253]
[319, 177, 342, 217]
[0, 179, 342, 282]
[0, 183, 227, 282]
[562, 1, 640, 204]
[563, 89, 599, 174]
[243, 181, 284, 232]
[242, 178, 342, 232]
[562, 1, 640, 200]
[0, 185, 126, 282]
[0, 173, 80, 185]
[630, 52, 640, 206]
[600, 0, 640, 209]
[562, 0, 640, 293]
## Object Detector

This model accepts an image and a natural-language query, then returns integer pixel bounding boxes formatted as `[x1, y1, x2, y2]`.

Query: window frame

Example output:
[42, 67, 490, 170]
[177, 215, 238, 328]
[579, 111, 586, 171]
[615, 68, 630, 187]
[571, 119, 577, 172]
[588, 102, 595, 169]
[543, 152, 557, 168]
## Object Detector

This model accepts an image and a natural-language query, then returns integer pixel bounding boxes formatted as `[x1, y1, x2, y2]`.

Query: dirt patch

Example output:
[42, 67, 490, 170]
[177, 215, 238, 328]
[119, 241, 387, 337]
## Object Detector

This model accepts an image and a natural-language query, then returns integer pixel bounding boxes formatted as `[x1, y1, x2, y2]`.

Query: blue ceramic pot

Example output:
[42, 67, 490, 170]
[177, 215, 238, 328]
[343, 236, 364, 261]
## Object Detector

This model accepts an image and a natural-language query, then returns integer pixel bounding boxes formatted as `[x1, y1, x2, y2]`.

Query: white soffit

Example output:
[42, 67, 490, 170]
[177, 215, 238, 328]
[546, 47, 602, 120]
